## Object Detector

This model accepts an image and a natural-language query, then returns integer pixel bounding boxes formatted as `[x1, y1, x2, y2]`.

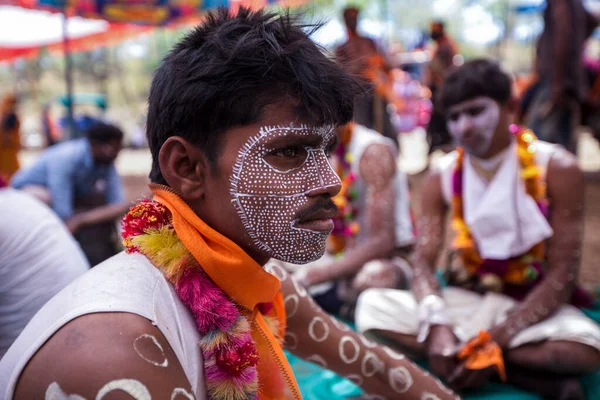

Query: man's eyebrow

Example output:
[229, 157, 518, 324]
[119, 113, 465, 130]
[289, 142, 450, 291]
[264, 133, 324, 148]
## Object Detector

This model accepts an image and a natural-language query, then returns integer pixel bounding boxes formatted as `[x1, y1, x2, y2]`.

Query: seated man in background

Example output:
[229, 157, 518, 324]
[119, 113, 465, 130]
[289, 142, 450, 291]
[0, 178, 89, 358]
[11, 122, 130, 265]
[291, 122, 414, 321]
[356, 59, 600, 399]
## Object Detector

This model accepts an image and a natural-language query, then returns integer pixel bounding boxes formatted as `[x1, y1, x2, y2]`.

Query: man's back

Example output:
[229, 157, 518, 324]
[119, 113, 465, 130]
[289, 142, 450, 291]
[0, 252, 204, 399]
[11, 138, 90, 189]
[0, 189, 89, 358]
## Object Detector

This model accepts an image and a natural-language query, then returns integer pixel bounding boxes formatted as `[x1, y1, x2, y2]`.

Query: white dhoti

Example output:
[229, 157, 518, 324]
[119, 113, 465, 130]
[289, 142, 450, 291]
[356, 287, 600, 351]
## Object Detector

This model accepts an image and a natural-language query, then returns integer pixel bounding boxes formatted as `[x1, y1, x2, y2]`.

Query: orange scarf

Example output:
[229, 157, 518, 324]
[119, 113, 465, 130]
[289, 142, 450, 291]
[151, 186, 301, 399]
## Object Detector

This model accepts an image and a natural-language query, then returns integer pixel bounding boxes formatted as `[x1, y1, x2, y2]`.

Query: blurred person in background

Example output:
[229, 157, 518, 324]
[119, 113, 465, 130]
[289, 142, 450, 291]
[11, 122, 129, 266]
[526, 0, 598, 153]
[425, 20, 457, 157]
[0, 9, 458, 400]
[289, 122, 415, 321]
[0, 93, 21, 182]
[0, 177, 89, 358]
[356, 60, 600, 400]
[336, 7, 400, 149]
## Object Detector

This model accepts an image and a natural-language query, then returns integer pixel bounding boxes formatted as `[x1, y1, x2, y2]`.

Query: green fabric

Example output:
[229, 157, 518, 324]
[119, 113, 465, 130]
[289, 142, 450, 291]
[286, 302, 600, 399]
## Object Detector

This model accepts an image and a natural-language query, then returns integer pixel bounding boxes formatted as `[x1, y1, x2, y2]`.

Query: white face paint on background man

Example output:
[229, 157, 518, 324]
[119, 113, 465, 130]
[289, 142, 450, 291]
[446, 96, 500, 157]
[230, 124, 341, 264]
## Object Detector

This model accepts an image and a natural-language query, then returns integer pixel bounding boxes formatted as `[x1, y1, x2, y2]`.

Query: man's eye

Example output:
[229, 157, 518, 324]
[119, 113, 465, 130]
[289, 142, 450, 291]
[467, 106, 485, 117]
[448, 112, 459, 122]
[272, 146, 303, 158]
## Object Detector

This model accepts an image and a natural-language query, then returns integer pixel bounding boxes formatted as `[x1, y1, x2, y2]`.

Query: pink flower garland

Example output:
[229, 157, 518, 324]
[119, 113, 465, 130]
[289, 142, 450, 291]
[122, 200, 262, 399]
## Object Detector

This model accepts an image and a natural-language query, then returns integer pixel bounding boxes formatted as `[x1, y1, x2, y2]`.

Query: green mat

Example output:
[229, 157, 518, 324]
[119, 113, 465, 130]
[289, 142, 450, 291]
[285, 302, 600, 399]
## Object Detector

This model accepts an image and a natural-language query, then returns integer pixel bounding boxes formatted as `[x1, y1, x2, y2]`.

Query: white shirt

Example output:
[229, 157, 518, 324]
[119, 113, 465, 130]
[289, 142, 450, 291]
[0, 189, 89, 358]
[0, 251, 205, 399]
[436, 140, 557, 259]
[348, 124, 415, 247]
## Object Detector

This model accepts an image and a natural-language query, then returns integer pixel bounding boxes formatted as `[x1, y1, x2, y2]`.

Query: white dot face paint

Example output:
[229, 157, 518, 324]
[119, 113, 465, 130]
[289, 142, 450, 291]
[339, 336, 360, 364]
[230, 124, 340, 264]
[306, 354, 328, 368]
[45, 382, 87, 400]
[96, 379, 150, 400]
[308, 316, 330, 342]
[446, 96, 500, 157]
[133, 334, 169, 368]
[389, 366, 413, 393]
[171, 387, 195, 400]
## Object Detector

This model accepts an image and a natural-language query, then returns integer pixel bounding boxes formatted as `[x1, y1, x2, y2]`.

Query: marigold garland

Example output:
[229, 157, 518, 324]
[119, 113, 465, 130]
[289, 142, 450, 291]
[121, 199, 282, 400]
[451, 125, 548, 290]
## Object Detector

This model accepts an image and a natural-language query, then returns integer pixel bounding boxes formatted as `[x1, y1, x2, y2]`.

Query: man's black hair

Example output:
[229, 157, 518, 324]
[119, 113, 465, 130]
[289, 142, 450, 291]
[86, 122, 124, 143]
[440, 59, 512, 111]
[147, 7, 365, 184]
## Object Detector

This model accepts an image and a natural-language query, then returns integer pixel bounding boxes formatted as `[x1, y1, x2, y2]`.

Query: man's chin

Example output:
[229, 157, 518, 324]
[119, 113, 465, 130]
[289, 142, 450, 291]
[271, 241, 327, 265]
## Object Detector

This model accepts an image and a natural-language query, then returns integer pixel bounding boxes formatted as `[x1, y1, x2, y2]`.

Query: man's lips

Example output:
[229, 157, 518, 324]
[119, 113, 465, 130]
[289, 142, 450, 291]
[293, 209, 336, 232]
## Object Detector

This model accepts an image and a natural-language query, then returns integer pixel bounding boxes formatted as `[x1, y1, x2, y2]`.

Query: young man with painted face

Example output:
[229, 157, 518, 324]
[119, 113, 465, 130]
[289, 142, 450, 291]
[289, 122, 414, 321]
[0, 9, 458, 400]
[355, 59, 600, 399]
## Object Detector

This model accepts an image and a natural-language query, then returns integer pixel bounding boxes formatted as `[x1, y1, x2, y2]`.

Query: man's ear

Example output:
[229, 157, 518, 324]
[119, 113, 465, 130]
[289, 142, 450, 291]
[158, 137, 209, 200]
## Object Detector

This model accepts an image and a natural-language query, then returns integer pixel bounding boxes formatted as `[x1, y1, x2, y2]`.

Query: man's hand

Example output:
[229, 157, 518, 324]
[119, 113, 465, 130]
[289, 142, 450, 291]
[352, 259, 402, 292]
[65, 215, 82, 235]
[448, 363, 495, 391]
[427, 325, 459, 381]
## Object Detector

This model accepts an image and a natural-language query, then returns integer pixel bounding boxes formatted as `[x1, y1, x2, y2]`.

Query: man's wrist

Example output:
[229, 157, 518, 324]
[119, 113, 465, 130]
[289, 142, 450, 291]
[417, 294, 451, 343]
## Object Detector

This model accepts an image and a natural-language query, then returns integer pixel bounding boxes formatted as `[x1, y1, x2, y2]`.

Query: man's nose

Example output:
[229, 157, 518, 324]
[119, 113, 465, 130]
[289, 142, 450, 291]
[457, 115, 474, 135]
[305, 150, 342, 198]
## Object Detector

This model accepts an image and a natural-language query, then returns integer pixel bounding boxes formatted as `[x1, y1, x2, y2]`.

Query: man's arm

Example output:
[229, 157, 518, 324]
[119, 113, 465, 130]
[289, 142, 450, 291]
[47, 158, 76, 220]
[297, 144, 396, 285]
[550, 0, 573, 105]
[15, 312, 196, 399]
[67, 166, 129, 233]
[412, 171, 447, 303]
[489, 148, 584, 348]
[268, 262, 459, 400]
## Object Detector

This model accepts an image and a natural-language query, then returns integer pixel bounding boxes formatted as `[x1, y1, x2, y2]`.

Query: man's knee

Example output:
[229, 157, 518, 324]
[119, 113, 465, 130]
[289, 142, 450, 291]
[509, 340, 600, 374]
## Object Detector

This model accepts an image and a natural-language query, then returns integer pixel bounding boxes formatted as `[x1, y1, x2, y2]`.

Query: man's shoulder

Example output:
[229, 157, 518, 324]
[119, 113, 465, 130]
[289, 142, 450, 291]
[13, 312, 195, 400]
[44, 138, 89, 163]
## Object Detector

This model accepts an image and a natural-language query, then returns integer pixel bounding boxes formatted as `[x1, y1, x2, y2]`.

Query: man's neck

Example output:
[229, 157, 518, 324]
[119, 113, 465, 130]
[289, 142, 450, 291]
[480, 129, 512, 160]
[347, 30, 360, 39]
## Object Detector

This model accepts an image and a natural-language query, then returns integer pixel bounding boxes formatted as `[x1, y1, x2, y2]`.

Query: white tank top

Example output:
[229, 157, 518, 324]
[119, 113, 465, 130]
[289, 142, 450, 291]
[0, 189, 89, 359]
[0, 252, 206, 399]
[348, 124, 415, 247]
[436, 140, 558, 259]
[437, 140, 558, 204]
